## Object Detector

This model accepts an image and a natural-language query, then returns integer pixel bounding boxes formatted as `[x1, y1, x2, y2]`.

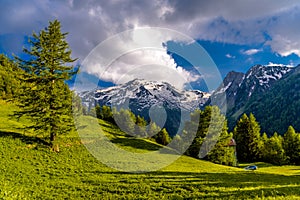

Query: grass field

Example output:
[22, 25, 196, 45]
[1, 100, 300, 199]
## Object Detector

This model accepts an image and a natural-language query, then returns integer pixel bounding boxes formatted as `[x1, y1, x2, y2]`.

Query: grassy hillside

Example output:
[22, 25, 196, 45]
[1, 100, 300, 199]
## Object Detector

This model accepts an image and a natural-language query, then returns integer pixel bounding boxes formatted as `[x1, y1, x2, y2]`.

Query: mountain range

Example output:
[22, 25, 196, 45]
[80, 64, 300, 136]
[209, 64, 298, 134]
[80, 79, 210, 136]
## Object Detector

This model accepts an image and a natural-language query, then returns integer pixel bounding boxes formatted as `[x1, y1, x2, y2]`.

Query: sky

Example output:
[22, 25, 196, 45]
[1, 0, 300, 91]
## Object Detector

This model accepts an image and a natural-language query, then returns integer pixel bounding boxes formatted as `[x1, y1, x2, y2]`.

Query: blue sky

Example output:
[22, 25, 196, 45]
[1, 0, 300, 91]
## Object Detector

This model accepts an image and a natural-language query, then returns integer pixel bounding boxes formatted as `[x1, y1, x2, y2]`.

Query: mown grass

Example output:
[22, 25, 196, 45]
[1, 100, 300, 199]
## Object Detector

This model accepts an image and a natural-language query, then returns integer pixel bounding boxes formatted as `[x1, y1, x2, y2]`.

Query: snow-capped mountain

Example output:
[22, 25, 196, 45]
[80, 79, 210, 136]
[80, 64, 297, 136]
[207, 64, 297, 132]
[209, 64, 293, 115]
[241, 64, 300, 134]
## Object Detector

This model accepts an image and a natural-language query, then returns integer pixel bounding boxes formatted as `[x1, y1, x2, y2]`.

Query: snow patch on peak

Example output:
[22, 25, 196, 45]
[266, 62, 294, 68]
[214, 81, 232, 94]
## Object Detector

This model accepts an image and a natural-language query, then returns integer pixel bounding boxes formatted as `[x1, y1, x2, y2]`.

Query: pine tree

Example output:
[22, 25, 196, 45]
[101, 105, 113, 121]
[153, 128, 171, 145]
[14, 20, 77, 151]
[283, 126, 300, 165]
[262, 132, 286, 165]
[147, 122, 161, 138]
[248, 113, 263, 159]
[134, 115, 147, 137]
[185, 106, 230, 161]
[113, 108, 136, 135]
[95, 105, 101, 119]
[233, 113, 261, 162]
[0, 54, 21, 99]
[207, 123, 235, 166]
[185, 108, 210, 158]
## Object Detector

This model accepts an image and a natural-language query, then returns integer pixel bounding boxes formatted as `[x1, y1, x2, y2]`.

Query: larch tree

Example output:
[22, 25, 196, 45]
[15, 20, 77, 151]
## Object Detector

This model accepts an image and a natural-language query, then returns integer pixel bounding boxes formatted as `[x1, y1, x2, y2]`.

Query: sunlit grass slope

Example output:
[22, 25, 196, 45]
[1, 100, 300, 199]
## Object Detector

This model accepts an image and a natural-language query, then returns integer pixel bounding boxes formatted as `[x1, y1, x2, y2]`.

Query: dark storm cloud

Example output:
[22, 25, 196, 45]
[1, 0, 300, 58]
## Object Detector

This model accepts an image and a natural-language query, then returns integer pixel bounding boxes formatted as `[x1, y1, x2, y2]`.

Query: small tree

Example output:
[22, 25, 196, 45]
[15, 20, 77, 151]
[113, 108, 136, 135]
[134, 115, 147, 137]
[147, 122, 161, 138]
[0, 54, 21, 99]
[101, 105, 113, 121]
[95, 105, 101, 119]
[153, 128, 171, 145]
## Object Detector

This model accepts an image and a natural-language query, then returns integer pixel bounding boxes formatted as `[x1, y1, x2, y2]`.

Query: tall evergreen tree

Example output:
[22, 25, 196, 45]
[113, 108, 136, 135]
[233, 113, 261, 162]
[15, 20, 77, 151]
[147, 122, 161, 138]
[153, 128, 171, 145]
[186, 106, 231, 162]
[0, 54, 21, 99]
[101, 105, 113, 121]
[283, 126, 300, 165]
[134, 115, 147, 137]
[207, 123, 235, 166]
[262, 132, 286, 165]
[185, 108, 210, 158]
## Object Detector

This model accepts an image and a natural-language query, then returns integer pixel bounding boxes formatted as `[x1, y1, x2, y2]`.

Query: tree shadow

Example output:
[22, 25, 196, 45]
[0, 130, 50, 147]
[110, 137, 161, 151]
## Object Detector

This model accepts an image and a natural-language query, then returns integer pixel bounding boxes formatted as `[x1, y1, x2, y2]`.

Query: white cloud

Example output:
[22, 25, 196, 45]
[242, 49, 262, 55]
[1, 0, 300, 83]
[81, 28, 200, 90]
[225, 54, 235, 58]
[97, 49, 199, 90]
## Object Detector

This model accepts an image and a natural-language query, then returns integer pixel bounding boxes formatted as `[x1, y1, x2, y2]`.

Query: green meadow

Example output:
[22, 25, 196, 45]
[1, 100, 300, 199]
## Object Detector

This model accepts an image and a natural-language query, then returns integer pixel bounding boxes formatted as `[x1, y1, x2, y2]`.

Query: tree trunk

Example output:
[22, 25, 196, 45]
[50, 132, 59, 152]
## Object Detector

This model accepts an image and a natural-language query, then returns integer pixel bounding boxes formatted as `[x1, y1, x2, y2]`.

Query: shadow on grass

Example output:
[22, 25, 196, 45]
[88, 170, 300, 198]
[0, 130, 50, 146]
[110, 137, 161, 151]
[150, 171, 300, 198]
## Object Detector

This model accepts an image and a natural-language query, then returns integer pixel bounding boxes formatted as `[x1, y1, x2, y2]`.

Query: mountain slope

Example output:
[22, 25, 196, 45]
[242, 65, 300, 134]
[209, 64, 294, 130]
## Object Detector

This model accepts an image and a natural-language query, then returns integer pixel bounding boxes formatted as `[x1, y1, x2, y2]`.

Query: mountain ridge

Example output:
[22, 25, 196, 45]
[80, 79, 210, 136]
[209, 64, 299, 134]
[80, 64, 299, 136]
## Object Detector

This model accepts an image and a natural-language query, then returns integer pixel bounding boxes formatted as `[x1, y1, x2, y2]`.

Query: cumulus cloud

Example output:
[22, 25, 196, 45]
[1, 0, 300, 87]
[2, 0, 300, 56]
[80, 28, 200, 90]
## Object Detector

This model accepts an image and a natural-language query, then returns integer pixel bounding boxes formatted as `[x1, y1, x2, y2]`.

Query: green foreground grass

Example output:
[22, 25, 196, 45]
[1, 100, 300, 199]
